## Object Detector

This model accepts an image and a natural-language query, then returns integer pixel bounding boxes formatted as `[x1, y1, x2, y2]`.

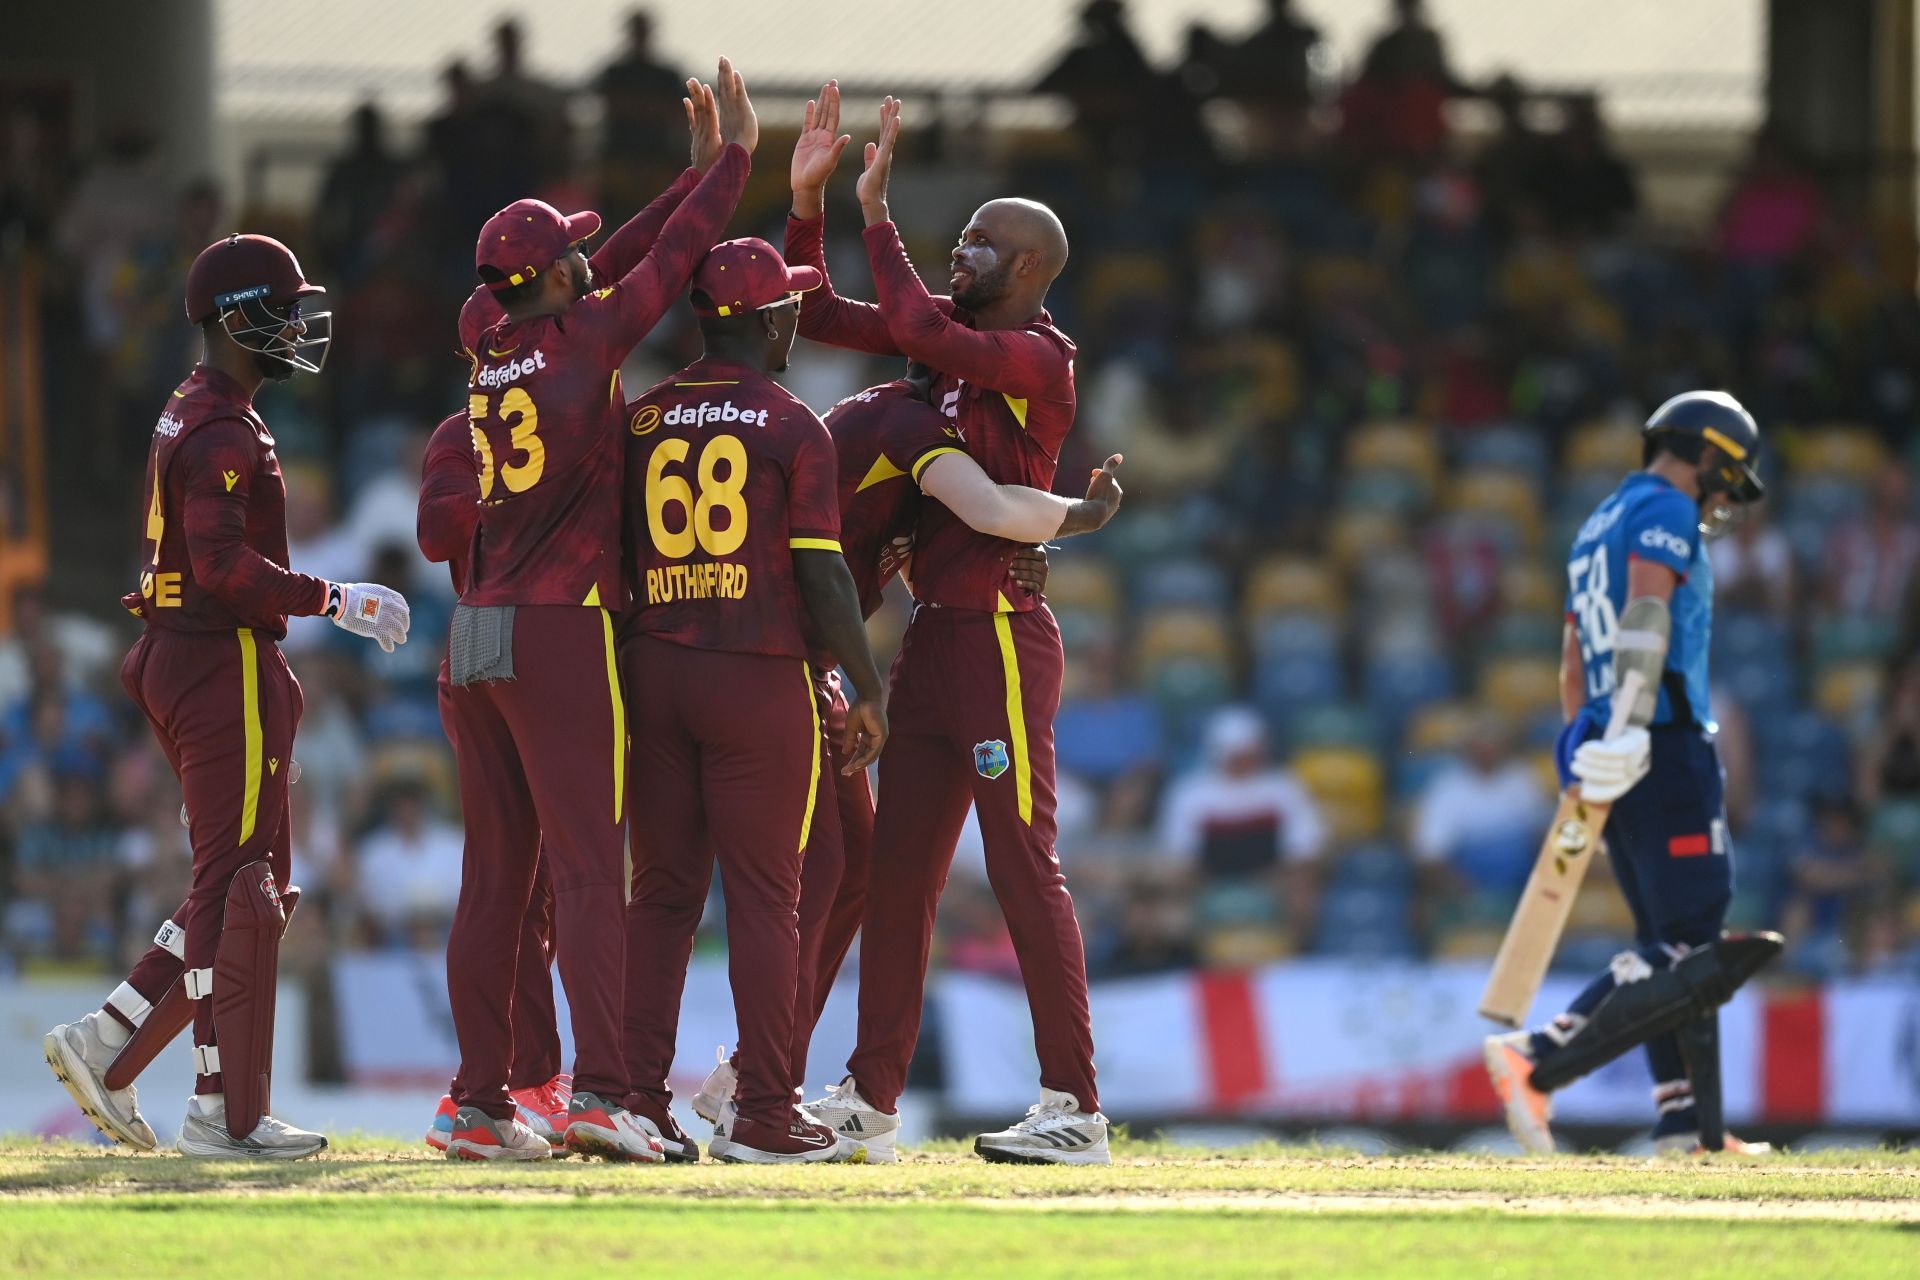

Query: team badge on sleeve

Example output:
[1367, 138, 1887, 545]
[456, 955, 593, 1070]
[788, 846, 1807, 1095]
[974, 739, 1010, 780]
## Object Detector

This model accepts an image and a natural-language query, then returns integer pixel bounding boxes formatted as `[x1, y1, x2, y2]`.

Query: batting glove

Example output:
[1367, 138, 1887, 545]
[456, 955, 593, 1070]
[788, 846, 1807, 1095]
[1570, 727, 1651, 805]
[325, 582, 411, 652]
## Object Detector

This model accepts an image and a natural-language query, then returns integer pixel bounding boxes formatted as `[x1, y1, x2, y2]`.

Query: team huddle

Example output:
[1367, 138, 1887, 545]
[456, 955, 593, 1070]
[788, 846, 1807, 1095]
[42, 58, 1778, 1166]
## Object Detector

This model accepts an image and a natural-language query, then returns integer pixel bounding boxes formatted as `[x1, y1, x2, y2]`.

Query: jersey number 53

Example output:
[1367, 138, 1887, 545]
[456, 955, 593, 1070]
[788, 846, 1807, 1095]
[1567, 552, 1619, 700]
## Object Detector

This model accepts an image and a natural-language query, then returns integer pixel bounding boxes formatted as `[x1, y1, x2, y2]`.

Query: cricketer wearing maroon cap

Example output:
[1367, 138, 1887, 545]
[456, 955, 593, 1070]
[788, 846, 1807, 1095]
[441, 61, 755, 1162]
[43, 234, 409, 1160]
[784, 85, 1109, 1162]
[617, 237, 887, 1164]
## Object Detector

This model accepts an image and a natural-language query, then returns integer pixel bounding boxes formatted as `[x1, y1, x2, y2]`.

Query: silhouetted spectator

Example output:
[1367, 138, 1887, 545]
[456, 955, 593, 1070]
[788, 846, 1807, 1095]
[481, 18, 571, 188]
[1226, 0, 1321, 113]
[1717, 124, 1824, 265]
[595, 8, 687, 205]
[1337, 0, 1458, 160]
[1035, 1, 1207, 165]
[1545, 94, 1639, 237]
[1473, 75, 1555, 240]
[313, 103, 405, 284]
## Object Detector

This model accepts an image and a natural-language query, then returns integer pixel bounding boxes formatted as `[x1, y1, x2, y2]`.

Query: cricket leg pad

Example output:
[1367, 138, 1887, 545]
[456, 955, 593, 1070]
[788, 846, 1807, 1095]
[209, 862, 290, 1140]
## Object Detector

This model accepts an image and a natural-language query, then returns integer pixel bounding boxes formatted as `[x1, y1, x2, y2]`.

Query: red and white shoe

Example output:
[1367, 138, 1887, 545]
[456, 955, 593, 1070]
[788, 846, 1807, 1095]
[563, 1091, 666, 1163]
[445, 1106, 553, 1162]
[424, 1094, 456, 1153]
[623, 1093, 701, 1163]
[510, 1077, 570, 1147]
[709, 1104, 864, 1164]
[1484, 1031, 1555, 1155]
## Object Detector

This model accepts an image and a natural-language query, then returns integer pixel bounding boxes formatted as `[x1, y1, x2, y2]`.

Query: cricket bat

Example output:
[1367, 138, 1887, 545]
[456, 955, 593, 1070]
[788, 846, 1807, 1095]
[1477, 670, 1645, 1027]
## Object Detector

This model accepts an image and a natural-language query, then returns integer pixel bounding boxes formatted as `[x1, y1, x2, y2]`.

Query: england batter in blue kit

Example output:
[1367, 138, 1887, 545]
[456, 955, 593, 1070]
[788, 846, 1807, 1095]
[1485, 391, 1772, 1156]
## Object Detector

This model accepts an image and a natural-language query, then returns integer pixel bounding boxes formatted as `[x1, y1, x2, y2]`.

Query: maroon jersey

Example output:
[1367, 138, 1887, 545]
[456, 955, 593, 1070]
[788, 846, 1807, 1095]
[801, 382, 963, 668]
[621, 358, 840, 659]
[786, 213, 1078, 612]
[461, 145, 749, 609]
[123, 365, 329, 637]
[417, 411, 480, 596]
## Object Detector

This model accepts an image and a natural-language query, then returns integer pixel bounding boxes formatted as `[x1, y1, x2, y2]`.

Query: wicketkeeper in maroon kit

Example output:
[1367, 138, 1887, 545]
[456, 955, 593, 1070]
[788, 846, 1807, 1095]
[439, 60, 756, 1163]
[784, 84, 1111, 1163]
[617, 237, 890, 1164]
[43, 233, 412, 1159]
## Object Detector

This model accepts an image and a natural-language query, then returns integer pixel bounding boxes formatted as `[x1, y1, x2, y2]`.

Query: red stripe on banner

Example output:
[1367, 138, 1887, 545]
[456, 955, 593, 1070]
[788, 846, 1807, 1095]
[1762, 990, 1826, 1121]
[1668, 834, 1711, 857]
[1198, 971, 1268, 1108]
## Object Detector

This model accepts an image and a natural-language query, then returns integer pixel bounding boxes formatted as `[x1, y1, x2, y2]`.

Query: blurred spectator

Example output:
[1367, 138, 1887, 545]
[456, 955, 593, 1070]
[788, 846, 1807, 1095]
[1717, 124, 1824, 265]
[1709, 506, 1796, 619]
[1159, 708, 1326, 937]
[1473, 75, 1554, 240]
[350, 776, 463, 945]
[12, 772, 119, 960]
[1091, 877, 1199, 978]
[1858, 658, 1920, 808]
[1338, 0, 1459, 160]
[1034, 1, 1207, 165]
[1780, 799, 1889, 977]
[1820, 468, 1920, 619]
[480, 19, 571, 192]
[595, 9, 688, 204]
[1410, 715, 1551, 896]
[312, 103, 405, 285]
[1055, 639, 1162, 825]
[1545, 95, 1639, 238]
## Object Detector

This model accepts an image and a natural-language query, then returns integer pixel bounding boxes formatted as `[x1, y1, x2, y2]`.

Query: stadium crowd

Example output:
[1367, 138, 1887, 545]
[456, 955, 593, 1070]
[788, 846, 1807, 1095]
[3, 2, 1918, 1064]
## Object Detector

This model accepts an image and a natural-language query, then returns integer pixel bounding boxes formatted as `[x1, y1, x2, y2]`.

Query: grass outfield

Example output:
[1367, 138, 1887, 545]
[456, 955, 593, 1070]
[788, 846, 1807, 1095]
[1, 1138, 1914, 1279]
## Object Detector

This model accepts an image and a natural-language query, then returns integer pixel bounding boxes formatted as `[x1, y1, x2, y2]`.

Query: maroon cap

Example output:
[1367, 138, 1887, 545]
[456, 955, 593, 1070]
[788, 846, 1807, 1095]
[184, 234, 326, 324]
[690, 238, 823, 317]
[475, 198, 602, 291]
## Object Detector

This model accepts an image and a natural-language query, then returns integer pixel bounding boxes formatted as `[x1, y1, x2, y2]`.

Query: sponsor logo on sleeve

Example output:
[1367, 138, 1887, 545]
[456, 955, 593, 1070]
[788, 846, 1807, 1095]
[1638, 526, 1692, 559]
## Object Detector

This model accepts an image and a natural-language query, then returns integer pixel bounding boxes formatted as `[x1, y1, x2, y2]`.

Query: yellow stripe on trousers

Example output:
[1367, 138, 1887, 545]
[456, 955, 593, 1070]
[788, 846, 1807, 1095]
[798, 662, 822, 853]
[600, 608, 626, 825]
[237, 628, 262, 845]
[992, 612, 1033, 825]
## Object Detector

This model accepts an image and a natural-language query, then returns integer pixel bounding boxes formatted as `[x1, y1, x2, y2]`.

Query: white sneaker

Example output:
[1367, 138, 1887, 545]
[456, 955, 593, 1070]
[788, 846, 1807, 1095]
[802, 1076, 898, 1163]
[973, 1088, 1110, 1165]
[445, 1105, 554, 1162]
[43, 1014, 158, 1151]
[690, 1045, 737, 1125]
[176, 1094, 327, 1160]
[1483, 1031, 1555, 1156]
[708, 1103, 864, 1164]
[1653, 1131, 1775, 1157]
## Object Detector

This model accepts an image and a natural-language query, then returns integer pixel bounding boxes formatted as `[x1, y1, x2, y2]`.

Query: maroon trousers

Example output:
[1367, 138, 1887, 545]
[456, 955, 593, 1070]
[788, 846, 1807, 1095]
[788, 670, 875, 1083]
[116, 627, 302, 1096]
[437, 667, 560, 1091]
[621, 633, 819, 1130]
[847, 605, 1098, 1113]
[443, 606, 628, 1119]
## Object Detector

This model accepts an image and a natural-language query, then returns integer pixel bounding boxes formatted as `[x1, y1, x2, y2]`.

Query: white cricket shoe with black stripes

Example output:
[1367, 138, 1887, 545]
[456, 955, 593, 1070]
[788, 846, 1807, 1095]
[802, 1076, 899, 1163]
[973, 1089, 1110, 1165]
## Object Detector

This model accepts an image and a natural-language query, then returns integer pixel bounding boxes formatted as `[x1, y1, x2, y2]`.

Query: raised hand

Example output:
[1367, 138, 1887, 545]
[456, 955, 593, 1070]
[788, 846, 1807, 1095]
[685, 77, 722, 171]
[856, 96, 902, 225]
[791, 79, 852, 218]
[713, 55, 759, 156]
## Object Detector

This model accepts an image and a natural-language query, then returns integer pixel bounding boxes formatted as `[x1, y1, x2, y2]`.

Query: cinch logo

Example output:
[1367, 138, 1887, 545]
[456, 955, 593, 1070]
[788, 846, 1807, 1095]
[1638, 526, 1691, 559]
[663, 401, 769, 428]
[156, 412, 185, 438]
[474, 349, 548, 388]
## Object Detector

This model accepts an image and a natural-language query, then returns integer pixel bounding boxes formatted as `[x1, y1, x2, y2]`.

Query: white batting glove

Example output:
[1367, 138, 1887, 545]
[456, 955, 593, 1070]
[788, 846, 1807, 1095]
[325, 582, 411, 652]
[1571, 727, 1651, 804]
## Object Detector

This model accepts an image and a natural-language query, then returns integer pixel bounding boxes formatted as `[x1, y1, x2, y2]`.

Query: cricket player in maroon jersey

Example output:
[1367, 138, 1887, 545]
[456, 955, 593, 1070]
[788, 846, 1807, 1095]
[420, 80, 738, 1157]
[617, 237, 889, 1164]
[440, 60, 755, 1164]
[416, 396, 566, 1153]
[43, 234, 411, 1159]
[687, 363, 1124, 1135]
[783, 86, 1110, 1163]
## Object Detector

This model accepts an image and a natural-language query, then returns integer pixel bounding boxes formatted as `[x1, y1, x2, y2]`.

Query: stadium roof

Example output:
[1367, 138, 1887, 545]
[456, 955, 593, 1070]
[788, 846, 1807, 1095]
[221, 0, 1762, 128]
